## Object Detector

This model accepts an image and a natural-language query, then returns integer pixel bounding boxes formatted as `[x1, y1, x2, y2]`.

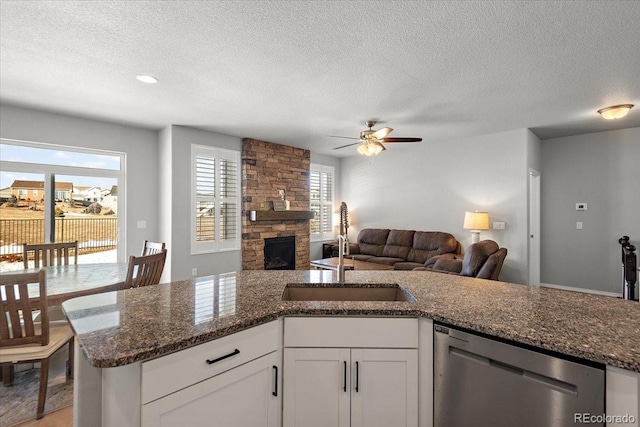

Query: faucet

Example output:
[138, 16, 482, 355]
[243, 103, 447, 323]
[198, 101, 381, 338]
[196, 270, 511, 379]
[337, 234, 346, 283]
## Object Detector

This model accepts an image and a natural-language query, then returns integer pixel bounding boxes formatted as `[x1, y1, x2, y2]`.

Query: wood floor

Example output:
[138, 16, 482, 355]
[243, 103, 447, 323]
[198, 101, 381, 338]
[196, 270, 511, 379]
[14, 406, 72, 427]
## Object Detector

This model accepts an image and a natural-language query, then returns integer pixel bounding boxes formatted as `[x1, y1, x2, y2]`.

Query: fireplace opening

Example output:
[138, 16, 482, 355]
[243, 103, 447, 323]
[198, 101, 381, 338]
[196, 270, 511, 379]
[264, 236, 296, 270]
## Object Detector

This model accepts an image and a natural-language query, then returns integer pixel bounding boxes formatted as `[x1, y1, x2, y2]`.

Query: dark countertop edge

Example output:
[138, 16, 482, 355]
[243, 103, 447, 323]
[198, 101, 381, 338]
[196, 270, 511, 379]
[78, 306, 639, 372]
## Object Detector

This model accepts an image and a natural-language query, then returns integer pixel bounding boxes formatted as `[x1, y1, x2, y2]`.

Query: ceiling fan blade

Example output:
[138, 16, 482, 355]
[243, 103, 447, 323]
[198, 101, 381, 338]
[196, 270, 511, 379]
[381, 137, 422, 143]
[371, 127, 393, 139]
[328, 135, 359, 140]
[333, 142, 361, 150]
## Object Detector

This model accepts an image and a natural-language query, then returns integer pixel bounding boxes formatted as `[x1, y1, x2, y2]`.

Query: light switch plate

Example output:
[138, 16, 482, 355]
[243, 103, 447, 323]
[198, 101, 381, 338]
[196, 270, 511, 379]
[137, 220, 146, 229]
[576, 203, 587, 211]
[576, 221, 583, 230]
[493, 222, 506, 230]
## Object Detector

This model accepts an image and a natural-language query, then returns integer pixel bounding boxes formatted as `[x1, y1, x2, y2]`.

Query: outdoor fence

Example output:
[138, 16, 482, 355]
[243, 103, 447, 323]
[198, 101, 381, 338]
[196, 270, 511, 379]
[0, 217, 118, 256]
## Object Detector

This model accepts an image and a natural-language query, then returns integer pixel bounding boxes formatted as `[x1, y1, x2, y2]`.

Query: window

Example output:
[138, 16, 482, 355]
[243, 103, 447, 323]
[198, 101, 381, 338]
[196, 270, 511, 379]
[0, 139, 124, 266]
[191, 145, 240, 254]
[310, 164, 335, 242]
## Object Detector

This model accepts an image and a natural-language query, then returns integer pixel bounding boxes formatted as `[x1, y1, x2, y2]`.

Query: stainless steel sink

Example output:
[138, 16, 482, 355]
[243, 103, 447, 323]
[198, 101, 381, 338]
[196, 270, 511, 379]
[281, 283, 416, 302]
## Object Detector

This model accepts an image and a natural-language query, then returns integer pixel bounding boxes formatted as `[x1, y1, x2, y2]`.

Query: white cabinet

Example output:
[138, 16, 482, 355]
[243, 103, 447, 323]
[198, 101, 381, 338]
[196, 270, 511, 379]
[283, 317, 419, 427]
[142, 351, 280, 427]
[139, 321, 282, 427]
[350, 348, 418, 427]
[283, 348, 351, 427]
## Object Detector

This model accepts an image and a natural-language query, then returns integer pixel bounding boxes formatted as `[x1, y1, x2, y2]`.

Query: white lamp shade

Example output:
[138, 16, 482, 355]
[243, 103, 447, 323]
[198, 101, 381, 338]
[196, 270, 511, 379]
[463, 211, 489, 231]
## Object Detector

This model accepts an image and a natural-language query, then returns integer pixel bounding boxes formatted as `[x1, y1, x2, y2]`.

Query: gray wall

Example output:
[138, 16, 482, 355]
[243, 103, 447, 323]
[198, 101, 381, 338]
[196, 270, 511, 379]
[309, 152, 342, 260]
[540, 127, 640, 294]
[165, 125, 243, 280]
[0, 104, 158, 262]
[158, 126, 173, 281]
[340, 129, 531, 284]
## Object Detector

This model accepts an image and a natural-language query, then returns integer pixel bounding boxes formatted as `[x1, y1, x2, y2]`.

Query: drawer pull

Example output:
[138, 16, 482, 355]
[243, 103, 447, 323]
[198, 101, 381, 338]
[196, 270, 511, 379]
[272, 365, 278, 396]
[343, 361, 347, 392]
[206, 348, 240, 365]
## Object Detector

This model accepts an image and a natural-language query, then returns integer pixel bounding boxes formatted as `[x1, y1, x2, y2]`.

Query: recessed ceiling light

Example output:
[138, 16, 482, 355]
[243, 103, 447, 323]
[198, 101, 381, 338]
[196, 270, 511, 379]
[136, 75, 158, 84]
[597, 104, 633, 120]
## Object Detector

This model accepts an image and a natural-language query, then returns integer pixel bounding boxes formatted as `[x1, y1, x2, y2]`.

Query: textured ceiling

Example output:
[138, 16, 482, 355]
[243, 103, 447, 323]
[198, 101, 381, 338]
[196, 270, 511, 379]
[1, 1, 639, 156]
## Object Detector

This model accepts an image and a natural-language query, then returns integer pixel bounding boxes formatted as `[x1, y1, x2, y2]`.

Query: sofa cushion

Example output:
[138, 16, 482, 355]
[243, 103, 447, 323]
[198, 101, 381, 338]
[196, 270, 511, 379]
[356, 229, 390, 257]
[382, 229, 415, 260]
[367, 257, 405, 266]
[393, 261, 425, 270]
[351, 254, 375, 262]
[407, 231, 459, 264]
[460, 240, 500, 277]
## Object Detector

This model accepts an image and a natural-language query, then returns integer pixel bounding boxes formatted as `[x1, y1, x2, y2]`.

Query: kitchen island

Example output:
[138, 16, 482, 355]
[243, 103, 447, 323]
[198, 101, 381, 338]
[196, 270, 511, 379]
[62, 270, 640, 427]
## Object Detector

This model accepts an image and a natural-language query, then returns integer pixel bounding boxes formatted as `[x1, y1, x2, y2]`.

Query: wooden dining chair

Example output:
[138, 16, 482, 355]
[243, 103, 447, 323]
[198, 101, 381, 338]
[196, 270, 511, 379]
[125, 250, 167, 288]
[23, 241, 79, 269]
[141, 240, 166, 256]
[0, 270, 75, 419]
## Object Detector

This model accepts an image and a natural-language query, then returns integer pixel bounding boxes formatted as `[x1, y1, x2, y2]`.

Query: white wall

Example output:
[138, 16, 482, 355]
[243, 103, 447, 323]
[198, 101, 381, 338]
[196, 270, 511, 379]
[540, 127, 640, 294]
[166, 125, 243, 280]
[158, 126, 173, 281]
[0, 104, 158, 262]
[309, 152, 342, 260]
[340, 129, 531, 284]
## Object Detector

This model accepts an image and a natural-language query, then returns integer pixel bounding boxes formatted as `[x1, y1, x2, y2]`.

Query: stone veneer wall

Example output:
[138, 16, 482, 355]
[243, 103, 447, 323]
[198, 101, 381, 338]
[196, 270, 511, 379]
[241, 138, 311, 270]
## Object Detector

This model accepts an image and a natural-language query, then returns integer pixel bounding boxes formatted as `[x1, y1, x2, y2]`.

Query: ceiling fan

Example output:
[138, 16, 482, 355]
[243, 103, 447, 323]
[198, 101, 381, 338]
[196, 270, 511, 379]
[330, 120, 422, 156]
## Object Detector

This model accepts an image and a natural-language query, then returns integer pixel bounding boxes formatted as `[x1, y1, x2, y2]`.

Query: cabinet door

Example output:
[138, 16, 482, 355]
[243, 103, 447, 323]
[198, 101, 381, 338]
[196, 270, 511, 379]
[350, 348, 418, 427]
[141, 351, 280, 427]
[283, 348, 350, 427]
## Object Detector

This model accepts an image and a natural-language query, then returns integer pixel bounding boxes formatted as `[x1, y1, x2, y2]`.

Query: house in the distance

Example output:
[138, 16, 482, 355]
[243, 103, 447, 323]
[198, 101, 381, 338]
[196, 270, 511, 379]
[72, 186, 103, 204]
[9, 180, 73, 202]
[101, 185, 118, 214]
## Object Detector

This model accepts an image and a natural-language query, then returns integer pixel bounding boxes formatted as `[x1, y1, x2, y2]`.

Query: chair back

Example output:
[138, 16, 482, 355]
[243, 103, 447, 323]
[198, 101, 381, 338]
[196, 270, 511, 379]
[125, 250, 167, 288]
[23, 241, 79, 269]
[142, 240, 166, 256]
[0, 270, 49, 347]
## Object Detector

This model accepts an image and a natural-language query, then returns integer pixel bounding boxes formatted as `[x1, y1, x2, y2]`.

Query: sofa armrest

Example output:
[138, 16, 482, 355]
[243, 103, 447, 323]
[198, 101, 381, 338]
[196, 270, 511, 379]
[424, 253, 458, 269]
[331, 242, 360, 257]
[432, 257, 463, 274]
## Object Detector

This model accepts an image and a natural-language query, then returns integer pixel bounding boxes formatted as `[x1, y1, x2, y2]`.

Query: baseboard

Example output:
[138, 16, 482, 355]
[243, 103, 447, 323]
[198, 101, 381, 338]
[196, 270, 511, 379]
[540, 282, 622, 298]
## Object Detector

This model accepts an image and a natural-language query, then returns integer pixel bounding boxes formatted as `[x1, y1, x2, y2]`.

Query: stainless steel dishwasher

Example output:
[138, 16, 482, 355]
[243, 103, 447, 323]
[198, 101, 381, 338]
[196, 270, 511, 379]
[434, 323, 605, 427]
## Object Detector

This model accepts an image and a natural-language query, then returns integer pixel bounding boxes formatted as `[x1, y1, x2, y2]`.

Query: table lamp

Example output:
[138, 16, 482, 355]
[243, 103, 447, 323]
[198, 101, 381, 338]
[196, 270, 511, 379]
[463, 211, 489, 244]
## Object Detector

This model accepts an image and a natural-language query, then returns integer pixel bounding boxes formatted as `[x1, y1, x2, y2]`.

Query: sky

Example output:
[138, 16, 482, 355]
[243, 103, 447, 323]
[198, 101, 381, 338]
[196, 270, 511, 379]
[0, 143, 120, 189]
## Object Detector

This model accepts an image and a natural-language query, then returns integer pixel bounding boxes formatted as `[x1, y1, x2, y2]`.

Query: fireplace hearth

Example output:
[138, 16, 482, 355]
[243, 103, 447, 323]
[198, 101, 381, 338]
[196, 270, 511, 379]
[264, 236, 296, 270]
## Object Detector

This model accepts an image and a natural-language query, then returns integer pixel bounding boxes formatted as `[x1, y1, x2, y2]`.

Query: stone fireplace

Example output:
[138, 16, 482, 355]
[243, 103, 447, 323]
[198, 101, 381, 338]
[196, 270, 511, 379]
[241, 138, 311, 270]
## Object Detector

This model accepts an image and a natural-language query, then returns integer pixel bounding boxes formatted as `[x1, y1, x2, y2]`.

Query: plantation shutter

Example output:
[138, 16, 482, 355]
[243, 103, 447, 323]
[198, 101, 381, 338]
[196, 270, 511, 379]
[310, 164, 334, 241]
[195, 154, 216, 244]
[217, 150, 239, 250]
[321, 170, 332, 234]
[310, 170, 321, 234]
[192, 146, 240, 254]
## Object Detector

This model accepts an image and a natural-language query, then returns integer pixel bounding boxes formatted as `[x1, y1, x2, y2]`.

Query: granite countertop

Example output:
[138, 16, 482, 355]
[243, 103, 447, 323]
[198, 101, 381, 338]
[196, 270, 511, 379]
[62, 270, 640, 372]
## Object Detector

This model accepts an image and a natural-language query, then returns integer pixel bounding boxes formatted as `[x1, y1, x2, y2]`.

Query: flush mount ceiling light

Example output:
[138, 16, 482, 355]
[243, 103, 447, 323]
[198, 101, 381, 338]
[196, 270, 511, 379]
[597, 104, 634, 120]
[136, 75, 158, 84]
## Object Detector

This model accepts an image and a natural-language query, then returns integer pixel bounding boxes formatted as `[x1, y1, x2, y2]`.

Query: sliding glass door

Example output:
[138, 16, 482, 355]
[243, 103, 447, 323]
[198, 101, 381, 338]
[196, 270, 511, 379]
[0, 139, 124, 270]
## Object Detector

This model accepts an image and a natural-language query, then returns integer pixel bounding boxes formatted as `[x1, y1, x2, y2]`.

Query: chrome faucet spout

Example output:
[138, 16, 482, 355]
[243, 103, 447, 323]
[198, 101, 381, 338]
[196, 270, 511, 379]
[337, 234, 346, 283]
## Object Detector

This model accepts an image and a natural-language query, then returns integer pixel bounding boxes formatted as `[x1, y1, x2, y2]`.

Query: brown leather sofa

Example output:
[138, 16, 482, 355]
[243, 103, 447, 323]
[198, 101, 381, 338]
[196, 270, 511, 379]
[414, 239, 507, 280]
[336, 228, 462, 270]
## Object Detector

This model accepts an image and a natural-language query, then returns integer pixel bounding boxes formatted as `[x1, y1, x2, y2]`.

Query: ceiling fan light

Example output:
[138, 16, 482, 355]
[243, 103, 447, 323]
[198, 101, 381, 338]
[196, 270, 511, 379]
[358, 143, 373, 156]
[597, 104, 633, 120]
[369, 141, 385, 155]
